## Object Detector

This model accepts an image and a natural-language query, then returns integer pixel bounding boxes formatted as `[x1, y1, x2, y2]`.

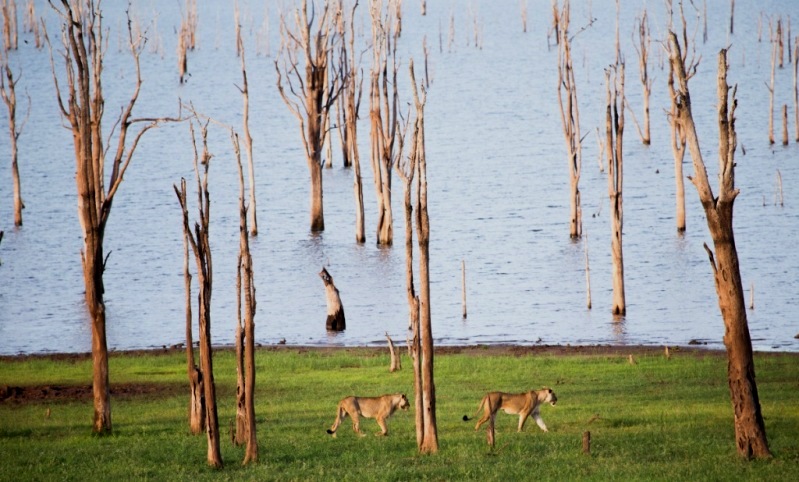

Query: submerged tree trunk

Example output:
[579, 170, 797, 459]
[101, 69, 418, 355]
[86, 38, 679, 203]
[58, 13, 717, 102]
[0, 51, 24, 226]
[606, 64, 626, 317]
[669, 32, 771, 460]
[556, 1, 582, 239]
[320, 267, 345, 331]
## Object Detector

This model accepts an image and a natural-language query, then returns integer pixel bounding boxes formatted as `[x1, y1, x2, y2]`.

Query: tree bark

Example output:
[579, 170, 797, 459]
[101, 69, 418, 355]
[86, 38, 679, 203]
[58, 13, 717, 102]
[175, 119, 222, 467]
[0, 52, 24, 226]
[556, 1, 582, 239]
[410, 60, 438, 454]
[669, 32, 771, 459]
[606, 64, 626, 317]
[177, 178, 205, 435]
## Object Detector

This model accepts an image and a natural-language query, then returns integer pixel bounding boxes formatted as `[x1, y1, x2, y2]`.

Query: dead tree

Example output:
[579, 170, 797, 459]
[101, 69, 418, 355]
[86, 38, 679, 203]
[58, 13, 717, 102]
[231, 130, 258, 464]
[1, 0, 17, 51]
[630, 10, 652, 145]
[667, 5, 699, 233]
[410, 59, 438, 453]
[276, 0, 342, 232]
[174, 119, 223, 467]
[176, 177, 205, 436]
[768, 18, 777, 144]
[319, 267, 345, 330]
[48, 0, 174, 435]
[556, 0, 582, 239]
[369, 0, 403, 246]
[236, 22, 258, 236]
[0, 45, 28, 226]
[334, 0, 366, 242]
[669, 32, 771, 459]
[606, 63, 626, 317]
[794, 36, 799, 142]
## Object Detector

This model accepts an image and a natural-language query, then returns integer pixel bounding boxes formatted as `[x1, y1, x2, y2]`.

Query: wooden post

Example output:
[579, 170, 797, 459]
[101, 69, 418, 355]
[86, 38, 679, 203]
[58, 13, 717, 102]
[782, 104, 789, 145]
[582, 431, 591, 454]
[584, 235, 592, 309]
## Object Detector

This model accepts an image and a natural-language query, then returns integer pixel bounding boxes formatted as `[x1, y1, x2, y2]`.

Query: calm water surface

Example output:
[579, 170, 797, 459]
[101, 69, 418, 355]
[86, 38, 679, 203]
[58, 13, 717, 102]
[1, 0, 798, 354]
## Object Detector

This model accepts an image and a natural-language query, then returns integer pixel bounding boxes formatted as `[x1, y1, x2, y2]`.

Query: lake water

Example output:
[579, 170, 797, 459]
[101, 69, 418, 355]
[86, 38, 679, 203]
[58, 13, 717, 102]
[1, 0, 798, 355]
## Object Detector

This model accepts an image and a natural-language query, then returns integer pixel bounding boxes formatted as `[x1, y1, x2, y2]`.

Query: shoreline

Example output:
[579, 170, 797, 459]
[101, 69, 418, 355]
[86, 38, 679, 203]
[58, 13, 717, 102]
[3, 343, 798, 362]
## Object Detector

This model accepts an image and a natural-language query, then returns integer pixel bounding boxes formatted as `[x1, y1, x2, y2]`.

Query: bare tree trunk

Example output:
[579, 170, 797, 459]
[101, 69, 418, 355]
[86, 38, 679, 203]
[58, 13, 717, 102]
[669, 32, 771, 460]
[556, 1, 582, 239]
[410, 60, 438, 454]
[769, 21, 777, 144]
[606, 63, 626, 317]
[633, 10, 652, 145]
[794, 37, 799, 142]
[175, 119, 222, 467]
[176, 178, 205, 435]
[236, 29, 258, 236]
[386, 333, 401, 372]
[782, 104, 789, 145]
[369, 1, 402, 246]
[320, 267, 345, 331]
[49, 0, 171, 435]
[232, 131, 258, 464]
[2, 0, 18, 51]
[0, 48, 25, 226]
[276, 0, 342, 233]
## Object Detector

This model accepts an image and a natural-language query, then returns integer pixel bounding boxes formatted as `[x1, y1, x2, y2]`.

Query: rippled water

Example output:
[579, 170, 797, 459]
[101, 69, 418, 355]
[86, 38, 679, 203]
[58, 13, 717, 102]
[1, 0, 798, 355]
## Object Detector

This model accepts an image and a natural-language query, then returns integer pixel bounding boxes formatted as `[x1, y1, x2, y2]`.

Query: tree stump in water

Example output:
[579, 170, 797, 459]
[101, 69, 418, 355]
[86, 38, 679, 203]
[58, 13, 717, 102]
[319, 267, 345, 331]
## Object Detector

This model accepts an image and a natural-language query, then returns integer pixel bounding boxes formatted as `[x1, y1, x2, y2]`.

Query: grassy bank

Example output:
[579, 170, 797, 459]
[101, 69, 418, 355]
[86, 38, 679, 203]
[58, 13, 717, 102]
[1, 346, 798, 481]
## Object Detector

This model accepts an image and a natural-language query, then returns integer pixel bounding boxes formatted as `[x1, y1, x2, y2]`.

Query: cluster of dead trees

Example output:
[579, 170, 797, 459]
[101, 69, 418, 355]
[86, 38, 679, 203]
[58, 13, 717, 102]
[552, 0, 770, 460]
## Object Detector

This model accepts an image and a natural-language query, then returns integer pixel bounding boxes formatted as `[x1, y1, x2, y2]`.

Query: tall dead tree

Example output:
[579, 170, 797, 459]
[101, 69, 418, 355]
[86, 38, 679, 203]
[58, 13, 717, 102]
[276, 0, 342, 232]
[606, 63, 626, 317]
[556, 0, 582, 239]
[236, 22, 258, 236]
[48, 0, 173, 434]
[0, 45, 27, 226]
[409, 59, 438, 453]
[669, 32, 771, 459]
[174, 119, 223, 467]
[767, 18, 778, 145]
[630, 10, 652, 145]
[794, 36, 799, 142]
[667, 5, 699, 233]
[176, 176, 205, 436]
[231, 130, 258, 464]
[335, 0, 366, 242]
[369, 0, 403, 246]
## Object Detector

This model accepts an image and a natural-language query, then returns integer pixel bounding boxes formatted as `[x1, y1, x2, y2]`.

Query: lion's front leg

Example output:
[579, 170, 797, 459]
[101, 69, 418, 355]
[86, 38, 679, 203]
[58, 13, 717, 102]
[533, 407, 549, 432]
[375, 416, 389, 436]
[517, 411, 531, 432]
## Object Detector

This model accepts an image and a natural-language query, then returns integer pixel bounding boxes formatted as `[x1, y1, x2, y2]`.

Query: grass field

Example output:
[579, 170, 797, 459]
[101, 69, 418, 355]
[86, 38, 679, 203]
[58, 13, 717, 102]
[1, 345, 797, 481]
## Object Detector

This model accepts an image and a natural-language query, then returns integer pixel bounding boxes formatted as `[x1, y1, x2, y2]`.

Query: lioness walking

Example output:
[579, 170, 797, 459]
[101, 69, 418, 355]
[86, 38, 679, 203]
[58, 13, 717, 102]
[327, 393, 410, 437]
[463, 388, 558, 433]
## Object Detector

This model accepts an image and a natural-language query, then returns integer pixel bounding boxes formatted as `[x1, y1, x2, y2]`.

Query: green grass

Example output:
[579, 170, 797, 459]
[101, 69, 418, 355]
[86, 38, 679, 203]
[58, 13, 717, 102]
[1, 347, 798, 481]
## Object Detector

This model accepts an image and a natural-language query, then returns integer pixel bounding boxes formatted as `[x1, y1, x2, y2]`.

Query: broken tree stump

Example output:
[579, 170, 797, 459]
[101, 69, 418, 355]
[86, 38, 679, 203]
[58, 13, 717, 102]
[319, 267, 345, 331]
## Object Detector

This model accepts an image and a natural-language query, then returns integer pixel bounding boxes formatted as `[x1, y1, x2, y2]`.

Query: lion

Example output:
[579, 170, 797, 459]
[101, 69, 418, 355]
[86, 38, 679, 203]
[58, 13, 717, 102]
[463, 388, 557, 433]
[327, 393, 410, 437]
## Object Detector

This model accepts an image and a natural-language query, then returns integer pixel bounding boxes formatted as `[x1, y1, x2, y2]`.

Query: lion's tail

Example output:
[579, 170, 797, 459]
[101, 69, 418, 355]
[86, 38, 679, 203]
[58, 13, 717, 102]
[463, 395, 487, 422]
[327, 403, 346, 435]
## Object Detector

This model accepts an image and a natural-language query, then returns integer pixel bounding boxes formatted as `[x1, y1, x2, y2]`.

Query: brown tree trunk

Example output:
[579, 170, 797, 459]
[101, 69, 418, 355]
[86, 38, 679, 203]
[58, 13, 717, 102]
[669, 32, 771, 459]
[232, 130, 258, 464]
[606, 64, 626, 317]
[50, 0, 171, 435]
[0, 50, 23, 226]
[556, 1, 582, 239]
[175, 119, 222, 467]
[410, 60, 438, 454]
[386, 333, 401, 372]
[276, 0, 341, 233]
[176, 178, 205, 435]
[236, 30, 258, 236]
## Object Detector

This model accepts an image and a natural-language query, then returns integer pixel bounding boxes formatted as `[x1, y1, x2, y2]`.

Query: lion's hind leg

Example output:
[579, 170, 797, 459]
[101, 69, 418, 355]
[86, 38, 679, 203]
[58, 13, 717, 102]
[327, 404, 348, 437]
[473, 396, 493, 431]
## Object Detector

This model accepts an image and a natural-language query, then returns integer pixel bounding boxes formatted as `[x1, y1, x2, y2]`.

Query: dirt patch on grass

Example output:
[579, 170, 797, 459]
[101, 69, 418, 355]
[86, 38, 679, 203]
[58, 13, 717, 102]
[0, 382, 183, 405]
